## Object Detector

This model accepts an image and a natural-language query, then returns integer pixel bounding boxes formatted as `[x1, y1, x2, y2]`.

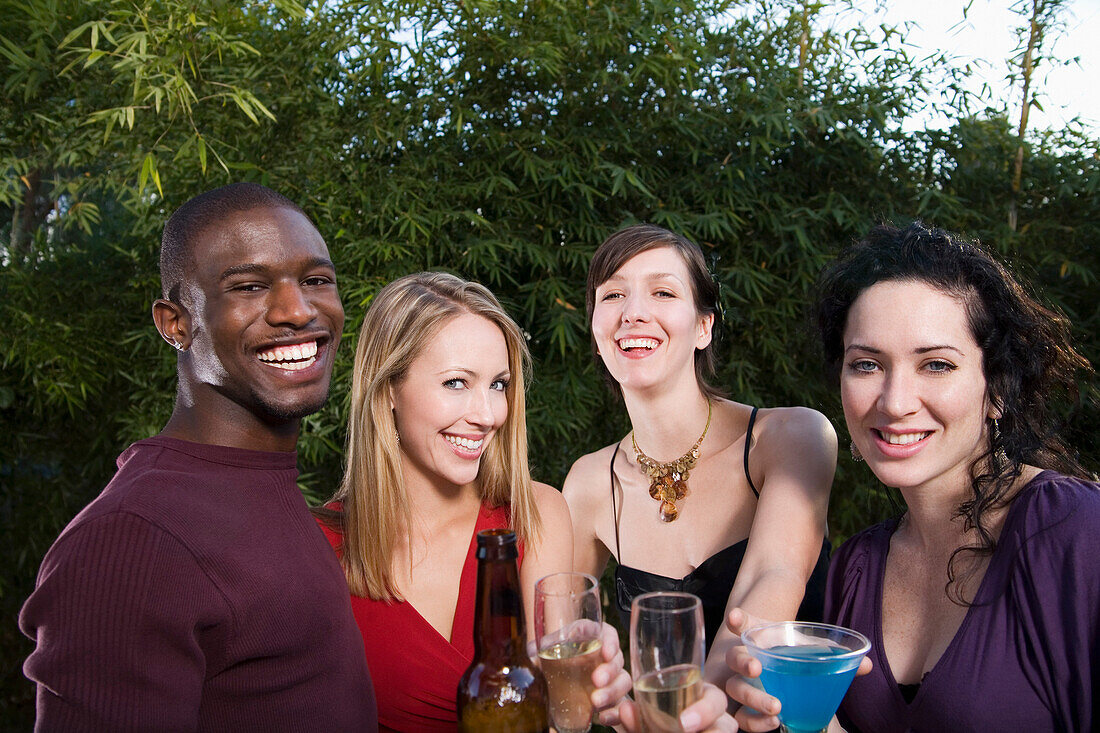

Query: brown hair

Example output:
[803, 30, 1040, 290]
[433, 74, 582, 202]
[585, 224, 724, 399]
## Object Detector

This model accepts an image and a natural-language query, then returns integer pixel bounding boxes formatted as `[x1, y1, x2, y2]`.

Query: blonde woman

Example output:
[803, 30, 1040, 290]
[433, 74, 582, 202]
[312, 272, 575, 730]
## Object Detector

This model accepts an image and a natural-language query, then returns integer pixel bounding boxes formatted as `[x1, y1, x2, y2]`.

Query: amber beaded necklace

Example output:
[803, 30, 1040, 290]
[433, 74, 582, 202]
[631, 399, 712, 522]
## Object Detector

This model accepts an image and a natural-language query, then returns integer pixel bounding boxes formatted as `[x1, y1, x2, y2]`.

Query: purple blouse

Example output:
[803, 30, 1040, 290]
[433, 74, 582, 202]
[825, 471, 1099, 733]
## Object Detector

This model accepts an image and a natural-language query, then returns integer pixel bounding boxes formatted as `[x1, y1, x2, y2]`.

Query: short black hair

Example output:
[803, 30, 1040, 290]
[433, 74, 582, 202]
[159, 183, 308, 301]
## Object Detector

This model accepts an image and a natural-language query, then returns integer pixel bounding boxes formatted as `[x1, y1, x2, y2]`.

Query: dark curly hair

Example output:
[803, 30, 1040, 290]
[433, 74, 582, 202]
[585, 224, 725, 400]
[813, 221, 1092, 603]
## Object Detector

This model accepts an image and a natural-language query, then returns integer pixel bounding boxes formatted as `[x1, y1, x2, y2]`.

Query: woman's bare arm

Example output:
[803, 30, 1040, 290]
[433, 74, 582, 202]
[704, 407, 837, 728]
[562, 447, 615, 582]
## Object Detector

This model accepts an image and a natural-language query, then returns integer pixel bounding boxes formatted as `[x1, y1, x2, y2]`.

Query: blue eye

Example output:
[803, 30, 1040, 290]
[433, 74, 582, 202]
[925, 360, 957, 373]
[490, 379, 509, 391]
[443, 378, 466, 389]
[848, 360, 878, 373]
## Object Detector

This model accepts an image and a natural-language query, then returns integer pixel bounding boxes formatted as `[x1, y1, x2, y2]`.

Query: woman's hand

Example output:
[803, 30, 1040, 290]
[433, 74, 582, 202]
[723, 608, 782, 732]
[592, 620, 735, 731]
[590, 622, 634, 727]
[618, 681, 738, 732]
[724, 608, 872, 732]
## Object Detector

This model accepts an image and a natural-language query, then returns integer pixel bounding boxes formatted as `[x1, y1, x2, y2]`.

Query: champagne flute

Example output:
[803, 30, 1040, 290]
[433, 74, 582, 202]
[741, 621, 871, 733]
[534, 572, 603, 733]
[629, 591, 705, 733]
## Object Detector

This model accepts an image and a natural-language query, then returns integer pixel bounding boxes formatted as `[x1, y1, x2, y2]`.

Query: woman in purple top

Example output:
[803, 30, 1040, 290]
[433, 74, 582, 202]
[779, 221, 1098, 733]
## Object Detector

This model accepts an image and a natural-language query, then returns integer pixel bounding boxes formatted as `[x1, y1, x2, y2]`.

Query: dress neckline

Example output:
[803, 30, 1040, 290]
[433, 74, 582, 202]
[616, 538, 749, 583]
[390, 502, 492, 653]
[872, 470, 1055, 706]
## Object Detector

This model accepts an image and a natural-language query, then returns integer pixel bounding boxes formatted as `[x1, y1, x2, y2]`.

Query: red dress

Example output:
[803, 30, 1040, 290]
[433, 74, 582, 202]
[318, 501, 521, 732]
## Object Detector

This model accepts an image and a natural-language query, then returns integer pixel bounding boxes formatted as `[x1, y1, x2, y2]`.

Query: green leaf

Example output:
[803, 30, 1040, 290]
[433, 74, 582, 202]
[139, 153, 153, 192]
[83, 49, 106, 68]
[59, 21, 97, 49]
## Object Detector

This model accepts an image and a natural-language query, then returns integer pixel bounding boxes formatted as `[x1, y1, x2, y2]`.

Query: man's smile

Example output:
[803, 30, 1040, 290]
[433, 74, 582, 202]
[257, 340, 319, 371]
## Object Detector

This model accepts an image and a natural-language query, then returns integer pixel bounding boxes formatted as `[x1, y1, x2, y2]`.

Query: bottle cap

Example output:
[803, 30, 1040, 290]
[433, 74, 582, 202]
[476, 528, 518, 559]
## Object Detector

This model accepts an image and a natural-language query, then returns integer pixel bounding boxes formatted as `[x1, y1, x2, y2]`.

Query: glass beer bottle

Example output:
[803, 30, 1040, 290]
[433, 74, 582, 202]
[457, 528, 550, 732]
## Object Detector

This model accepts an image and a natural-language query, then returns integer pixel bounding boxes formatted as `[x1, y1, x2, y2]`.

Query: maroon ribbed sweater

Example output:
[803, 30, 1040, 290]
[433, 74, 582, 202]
[20, 436, 378, 732]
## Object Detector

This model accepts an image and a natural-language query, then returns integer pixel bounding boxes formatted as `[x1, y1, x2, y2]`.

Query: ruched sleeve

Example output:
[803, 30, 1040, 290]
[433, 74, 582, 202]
[1002, 474, 1100, 732]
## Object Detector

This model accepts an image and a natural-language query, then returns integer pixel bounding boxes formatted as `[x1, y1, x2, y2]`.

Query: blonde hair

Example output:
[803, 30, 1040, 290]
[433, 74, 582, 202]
[329, 272, 540, 600]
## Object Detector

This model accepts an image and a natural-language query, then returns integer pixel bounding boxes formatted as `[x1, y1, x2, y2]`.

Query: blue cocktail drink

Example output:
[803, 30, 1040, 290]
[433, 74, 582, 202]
[742, 622, 870, 733]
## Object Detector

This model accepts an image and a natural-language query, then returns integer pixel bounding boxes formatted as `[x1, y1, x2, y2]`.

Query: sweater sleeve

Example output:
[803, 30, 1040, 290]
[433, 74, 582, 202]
[20, 511, 226, 732]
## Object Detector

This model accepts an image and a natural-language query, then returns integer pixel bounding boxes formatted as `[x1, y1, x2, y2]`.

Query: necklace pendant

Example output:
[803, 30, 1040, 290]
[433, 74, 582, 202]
[632, 398, 712, 528]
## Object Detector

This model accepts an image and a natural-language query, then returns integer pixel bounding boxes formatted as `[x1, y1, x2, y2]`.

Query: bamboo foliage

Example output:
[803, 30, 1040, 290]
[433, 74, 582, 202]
[1, 1, 1097, 724]
[1006, 0, 1063, 231]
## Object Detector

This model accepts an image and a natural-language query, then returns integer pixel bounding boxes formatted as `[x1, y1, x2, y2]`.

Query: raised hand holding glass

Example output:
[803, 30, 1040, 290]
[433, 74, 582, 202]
[741, 621, 871, 733]
[534, 572, 603, 733]
[629, 592, 705, 733]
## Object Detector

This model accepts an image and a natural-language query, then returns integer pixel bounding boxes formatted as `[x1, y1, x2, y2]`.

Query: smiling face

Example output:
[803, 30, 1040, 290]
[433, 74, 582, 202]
[841, 279, 995, 494]
[179, 205, 344, 426]
[389, 312, 511, 491]
[591, 246, 714, 396]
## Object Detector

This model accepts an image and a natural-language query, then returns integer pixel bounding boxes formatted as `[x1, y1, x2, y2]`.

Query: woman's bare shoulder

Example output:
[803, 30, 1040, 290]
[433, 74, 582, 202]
[533, 479, 565, 505]
[751, 406, 838, 497]
[533, 480, 572, 525]
[562, 441, 622, 504]
[565, 442, 621, 482]
[755, 405, 837, 446]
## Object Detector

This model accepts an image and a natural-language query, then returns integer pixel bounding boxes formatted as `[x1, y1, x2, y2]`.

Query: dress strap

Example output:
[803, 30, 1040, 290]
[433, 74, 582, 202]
[744, 407, 760, 498]
[610, 444, 623, 563]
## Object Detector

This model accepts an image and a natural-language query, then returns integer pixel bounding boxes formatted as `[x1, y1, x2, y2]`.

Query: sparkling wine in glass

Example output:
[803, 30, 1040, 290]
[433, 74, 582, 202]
[629, 591, 705, 733]
[741, 621, 871, 733]
[534, 572, 603, 733]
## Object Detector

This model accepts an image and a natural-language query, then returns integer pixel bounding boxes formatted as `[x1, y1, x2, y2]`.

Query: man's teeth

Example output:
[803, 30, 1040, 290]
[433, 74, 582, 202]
[258, 341, 319, 367]
[265, 357, 316, 371]
[445, 435, 484, 450]
[619, 338, 659, 351]
[880, 431, 930, 445]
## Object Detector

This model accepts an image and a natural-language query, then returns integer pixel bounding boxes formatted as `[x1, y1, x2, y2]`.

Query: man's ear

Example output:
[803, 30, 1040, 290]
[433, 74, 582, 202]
[152, 298, 191, 351]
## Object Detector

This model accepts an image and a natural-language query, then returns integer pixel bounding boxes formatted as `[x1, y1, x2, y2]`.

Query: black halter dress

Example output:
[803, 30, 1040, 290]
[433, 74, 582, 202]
[611, 407, 830, 652]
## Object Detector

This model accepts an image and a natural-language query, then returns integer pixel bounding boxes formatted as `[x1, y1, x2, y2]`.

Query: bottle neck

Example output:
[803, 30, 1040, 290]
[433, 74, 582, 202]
[472, 555, 528, 660]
